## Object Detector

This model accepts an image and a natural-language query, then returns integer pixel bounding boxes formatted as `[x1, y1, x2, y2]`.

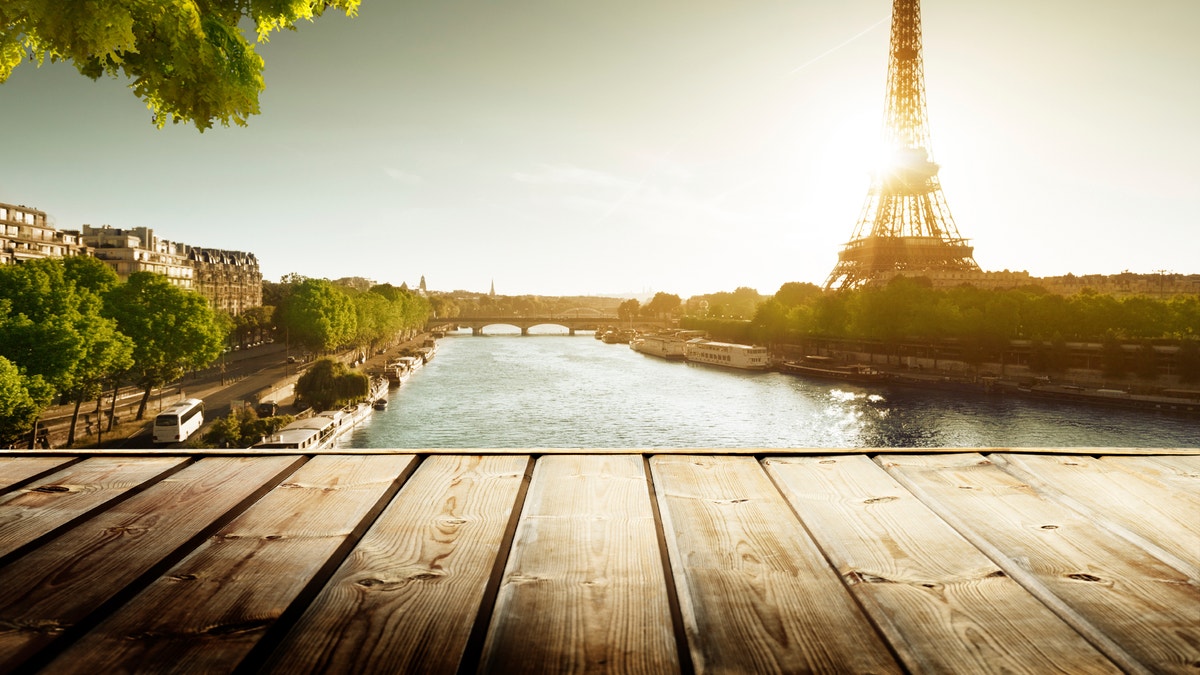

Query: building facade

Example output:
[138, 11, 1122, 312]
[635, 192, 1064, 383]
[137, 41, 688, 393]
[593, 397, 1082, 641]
[1, 201, 88, 264]
[185, 247, 263, 315]
[77, 224, 195, 289]
[1, 198, 265, 315]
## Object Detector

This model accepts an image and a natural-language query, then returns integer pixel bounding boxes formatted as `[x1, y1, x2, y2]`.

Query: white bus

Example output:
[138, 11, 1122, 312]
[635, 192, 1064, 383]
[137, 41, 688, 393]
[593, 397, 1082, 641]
[154, 398, 205, 444]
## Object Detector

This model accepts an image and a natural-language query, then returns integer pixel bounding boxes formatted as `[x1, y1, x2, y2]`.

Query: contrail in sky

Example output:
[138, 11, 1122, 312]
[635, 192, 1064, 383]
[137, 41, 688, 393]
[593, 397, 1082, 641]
[789, 16, 888, 76]
[594, 16, 888, 226]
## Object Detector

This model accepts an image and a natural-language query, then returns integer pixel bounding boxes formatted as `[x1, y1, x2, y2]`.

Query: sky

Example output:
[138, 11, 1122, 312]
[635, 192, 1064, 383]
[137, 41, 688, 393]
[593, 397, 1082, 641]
[1, 0, 1197, 298]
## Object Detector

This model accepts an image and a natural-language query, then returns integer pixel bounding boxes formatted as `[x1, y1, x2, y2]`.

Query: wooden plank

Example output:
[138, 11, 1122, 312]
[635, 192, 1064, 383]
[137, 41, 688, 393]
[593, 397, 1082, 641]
[478, 455, 680, 674]
[1100, 455, 1200, 496]
[3, 447, 1198, 456]
[42, 454, 418, 674]
[0, 455, 303, 670]
[994, 454, 1200, 579]
[0, 457, 77, 492]
[881, 452, 1200, 674]
[652, 455, 902, 674]
[0, 456, 186, 558]
[264, 455, 530, 674]
[766, 454, 1120, 674]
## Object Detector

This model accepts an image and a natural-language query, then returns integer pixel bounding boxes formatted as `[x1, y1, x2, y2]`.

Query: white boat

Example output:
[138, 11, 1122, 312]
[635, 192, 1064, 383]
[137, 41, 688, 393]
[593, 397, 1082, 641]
[684, 339, 771, 370]
[629, 330, 704, 361]
[253, 378, 386, 450]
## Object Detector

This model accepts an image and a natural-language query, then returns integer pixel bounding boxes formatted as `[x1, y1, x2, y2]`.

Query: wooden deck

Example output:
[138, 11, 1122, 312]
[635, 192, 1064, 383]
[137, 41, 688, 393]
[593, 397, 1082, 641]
[0, 449, 1197, 673]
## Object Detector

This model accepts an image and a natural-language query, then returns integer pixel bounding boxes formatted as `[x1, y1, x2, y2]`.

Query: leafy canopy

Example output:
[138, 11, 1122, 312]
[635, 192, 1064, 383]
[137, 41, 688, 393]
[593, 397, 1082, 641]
[1, 1, 359, 130]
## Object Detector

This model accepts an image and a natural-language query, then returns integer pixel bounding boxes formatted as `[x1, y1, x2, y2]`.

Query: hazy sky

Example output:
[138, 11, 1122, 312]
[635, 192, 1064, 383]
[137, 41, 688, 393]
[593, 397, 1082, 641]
[2, 0, 1197, 297]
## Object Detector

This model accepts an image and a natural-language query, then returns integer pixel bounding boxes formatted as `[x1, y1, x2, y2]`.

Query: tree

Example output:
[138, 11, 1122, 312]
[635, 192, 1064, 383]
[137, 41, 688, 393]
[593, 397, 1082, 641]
[644, 292, 682, 319]
[0, 357, 51, 446]
[295, 358, 369, 411]
[104, 272, 227, 420]
[617, 299, 641, 322]
[275, 278, 357, 353]
[773, 282, 822, 308]
[1, 1, 360, 130]
[63, 311, 134, 445]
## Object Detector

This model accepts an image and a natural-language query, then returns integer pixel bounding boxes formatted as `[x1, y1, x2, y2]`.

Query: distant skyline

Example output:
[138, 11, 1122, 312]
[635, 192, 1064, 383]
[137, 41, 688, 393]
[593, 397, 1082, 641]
[2, 0, 1197, 297]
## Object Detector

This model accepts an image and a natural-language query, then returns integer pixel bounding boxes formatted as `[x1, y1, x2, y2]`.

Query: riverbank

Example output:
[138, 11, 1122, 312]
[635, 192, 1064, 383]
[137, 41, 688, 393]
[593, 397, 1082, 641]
[23, 332, 437, 450]
[774, 356, 1200, 416]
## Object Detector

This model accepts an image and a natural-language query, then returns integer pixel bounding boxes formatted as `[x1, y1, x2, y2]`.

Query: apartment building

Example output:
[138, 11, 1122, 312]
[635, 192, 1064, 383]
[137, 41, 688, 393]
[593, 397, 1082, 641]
[1, 201, 88, 264]
[78, 224, 195, 289]
[186, 247, 263, 315]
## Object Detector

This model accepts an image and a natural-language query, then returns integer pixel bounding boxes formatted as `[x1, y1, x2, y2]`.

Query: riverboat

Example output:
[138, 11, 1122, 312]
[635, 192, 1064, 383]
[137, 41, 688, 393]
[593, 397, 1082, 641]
[684, 339, 771, 370]
[630, 330, 704, 360]
[601, 329, 637, 344]
[252, 378, 387, 450]
[780, 356, 887, 383]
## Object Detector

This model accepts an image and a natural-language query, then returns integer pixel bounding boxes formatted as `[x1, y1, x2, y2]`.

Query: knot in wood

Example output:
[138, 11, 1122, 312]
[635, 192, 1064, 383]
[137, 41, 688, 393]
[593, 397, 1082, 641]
[32, 485, 72, 493]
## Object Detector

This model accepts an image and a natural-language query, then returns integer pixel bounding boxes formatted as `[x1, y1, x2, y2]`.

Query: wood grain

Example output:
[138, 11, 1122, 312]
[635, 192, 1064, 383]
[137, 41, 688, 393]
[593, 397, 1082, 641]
[478, 455, 680, 674]
[0, 455, 303, 670]
[0, 456, 186, 558]
[766, 454, 1120, 674]
[0, 457, 77, 492]
[264, 455, 530, 674]
[994, 453, 1200, 579]
[881, 452, 1200, 674]
[42, 454, 417, 674]
[3, 447, 1197, 457]
[653, 455, 902, 674]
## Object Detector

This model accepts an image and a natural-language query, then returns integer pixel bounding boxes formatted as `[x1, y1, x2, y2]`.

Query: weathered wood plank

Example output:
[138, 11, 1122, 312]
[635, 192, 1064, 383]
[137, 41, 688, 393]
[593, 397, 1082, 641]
[479, 455, 680, 674]
[994, 454, 1200, 579]
[0, 455, 303, 670]
[1100, 455, 1200, 498]
[882, 452, 1200, 674]
[652, 455, 902, 674]
[766, 454, 1120, 674]
[264, 455, 530, 674]
[42, 454, 418, 674]
[3, 447, 1198, 457]
[0, 457, 77, 492]
[0, 456, 186, 559]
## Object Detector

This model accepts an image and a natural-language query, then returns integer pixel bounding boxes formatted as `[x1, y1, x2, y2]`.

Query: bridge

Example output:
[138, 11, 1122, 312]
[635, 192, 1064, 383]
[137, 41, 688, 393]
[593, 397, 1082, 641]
[431, 315, 671, 336]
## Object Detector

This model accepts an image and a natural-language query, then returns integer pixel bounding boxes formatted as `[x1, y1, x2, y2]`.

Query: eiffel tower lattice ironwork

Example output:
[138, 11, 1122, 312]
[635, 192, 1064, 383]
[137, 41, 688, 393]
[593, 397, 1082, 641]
[824, 0, 980, 290]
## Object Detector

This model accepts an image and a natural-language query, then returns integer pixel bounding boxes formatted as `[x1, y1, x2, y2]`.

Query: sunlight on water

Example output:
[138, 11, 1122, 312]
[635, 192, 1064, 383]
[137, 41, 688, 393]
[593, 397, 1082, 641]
[348, 332, 1200, 449]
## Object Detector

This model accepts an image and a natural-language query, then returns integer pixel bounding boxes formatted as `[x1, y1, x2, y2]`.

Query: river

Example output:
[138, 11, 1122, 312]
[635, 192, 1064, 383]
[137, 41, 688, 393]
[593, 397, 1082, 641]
[347, 328, 1200, 449]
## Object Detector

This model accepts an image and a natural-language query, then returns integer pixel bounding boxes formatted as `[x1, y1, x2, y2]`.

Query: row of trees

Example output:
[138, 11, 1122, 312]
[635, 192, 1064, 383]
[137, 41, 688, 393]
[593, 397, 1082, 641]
[269, 277, 432, 355]
[0, 258, 226, 445]
[747, 279, 1200, 344]
[669, 278, 1199, 382]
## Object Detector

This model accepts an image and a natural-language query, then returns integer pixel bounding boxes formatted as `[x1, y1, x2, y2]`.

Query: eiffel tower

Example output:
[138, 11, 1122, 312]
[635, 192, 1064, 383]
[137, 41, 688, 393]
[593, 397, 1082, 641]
[824, 0, 980, 290]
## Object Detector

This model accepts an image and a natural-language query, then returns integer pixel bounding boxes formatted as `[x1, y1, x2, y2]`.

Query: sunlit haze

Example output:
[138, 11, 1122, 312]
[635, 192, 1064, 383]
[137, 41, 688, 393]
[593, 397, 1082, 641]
[2, 0, 1196, 297]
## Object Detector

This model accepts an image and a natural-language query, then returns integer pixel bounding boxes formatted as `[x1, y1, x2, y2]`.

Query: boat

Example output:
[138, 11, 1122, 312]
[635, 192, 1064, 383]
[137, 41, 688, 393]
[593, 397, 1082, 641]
[684, 339, 771, 370]
[780, 356, 887, 383]
[630, 330, 704, 360]
[373, 398, 388, 411]
[252, 378, 387, 450]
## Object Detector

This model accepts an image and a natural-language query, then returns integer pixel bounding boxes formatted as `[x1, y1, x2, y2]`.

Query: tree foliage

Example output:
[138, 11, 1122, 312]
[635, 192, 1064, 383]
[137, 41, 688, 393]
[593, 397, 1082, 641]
[1, 1, 360, 130]
[295, 357, 368, 410]
[733, 278, 1200, 345]
[204, 406, 293, 449]
[274, 278, 431, 354]
[104, 271, 226, 419]
[275, 278, 357, 353]
[0, 356, 51, 446]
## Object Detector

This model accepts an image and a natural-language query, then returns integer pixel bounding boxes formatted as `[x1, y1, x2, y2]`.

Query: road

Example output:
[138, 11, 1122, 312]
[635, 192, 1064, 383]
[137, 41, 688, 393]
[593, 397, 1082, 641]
[36, 343, 310, 449]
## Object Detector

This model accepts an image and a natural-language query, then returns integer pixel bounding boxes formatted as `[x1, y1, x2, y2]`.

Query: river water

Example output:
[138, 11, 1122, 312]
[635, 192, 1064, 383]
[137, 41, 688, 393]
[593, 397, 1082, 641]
[347, 328, 1200, 449]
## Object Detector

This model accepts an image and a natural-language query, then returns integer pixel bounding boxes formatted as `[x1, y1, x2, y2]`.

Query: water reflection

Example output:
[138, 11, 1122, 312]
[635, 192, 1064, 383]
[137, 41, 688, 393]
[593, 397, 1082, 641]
[349, 332, 1200, 449]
